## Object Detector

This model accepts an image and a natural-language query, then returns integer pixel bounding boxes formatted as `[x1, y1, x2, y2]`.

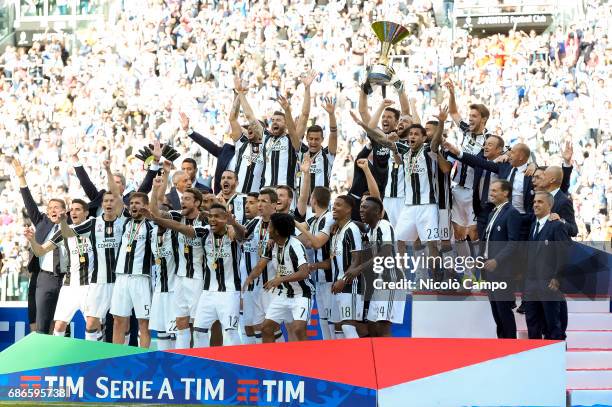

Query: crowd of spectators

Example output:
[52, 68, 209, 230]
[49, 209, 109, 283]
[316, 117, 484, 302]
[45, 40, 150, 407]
[0, 0, 609, 300]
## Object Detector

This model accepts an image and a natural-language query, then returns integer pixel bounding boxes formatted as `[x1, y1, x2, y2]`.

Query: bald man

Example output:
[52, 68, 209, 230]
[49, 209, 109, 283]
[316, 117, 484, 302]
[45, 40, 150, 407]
[445, 142, 535, 239]
[540, 166, 578, 237]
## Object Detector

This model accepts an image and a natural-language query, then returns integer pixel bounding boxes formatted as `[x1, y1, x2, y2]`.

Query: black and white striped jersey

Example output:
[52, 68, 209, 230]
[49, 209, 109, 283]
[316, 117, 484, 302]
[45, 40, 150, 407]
[152, 228, 176, 293]
[195, 226, 241, 292]
[306, 211, 334, 283]
[71, 215, 125, 284]
[241, 217, 274, 291]
[331, 221, 363, 294]
[261, 130, 298, 189]
[263, 236, 313, 299]
[230, 135, 264, 194]
[396, 143, 438, 205]
[50, 228, 94, 286]
[297, 144, 335, 195]
[169, 211, 205, 280]
[227, 193, 248, 225]
[384, 139, 408, 198]
[115, 218, 157, 276]
[452, 121, 488, 188]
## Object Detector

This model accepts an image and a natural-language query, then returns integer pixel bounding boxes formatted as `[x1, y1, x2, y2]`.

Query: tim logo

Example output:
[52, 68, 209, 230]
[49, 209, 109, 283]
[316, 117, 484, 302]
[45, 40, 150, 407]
[19, 376, 43, 389]
[236, 379, 304, 403]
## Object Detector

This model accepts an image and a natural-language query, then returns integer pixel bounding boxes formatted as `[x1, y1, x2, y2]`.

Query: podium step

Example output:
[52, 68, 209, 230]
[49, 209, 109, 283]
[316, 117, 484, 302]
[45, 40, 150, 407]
[517, 330, 612, 348]
[569, 389, 612, 406]
[567, 349, 612, 369]
[567, 299, 611, 313]
[567, 369, 612, 389]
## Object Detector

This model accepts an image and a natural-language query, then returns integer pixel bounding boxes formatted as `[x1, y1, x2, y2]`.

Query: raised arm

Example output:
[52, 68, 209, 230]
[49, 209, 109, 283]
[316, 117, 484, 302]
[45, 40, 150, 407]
[137, 140, 162, 194]
[235, 78, 263, 138]
[104, 159, 125, 217]
[443, 141, 501, 174]
[444, 79, 462, 126]
[180, 112, 222, 157]
[409, 98, 421, 125]
[358, 86, 372, 124]
[277, 95, 301, 150]
[295, 70, 316, 138]
[227, 212, 246, 241]
[297, 156, 312, 218]
[12, 158, 44, 225]
[70, 145, 100, 201]
[322, 97, 338, 155]
[430, 105, 448, 154]
[141, 207, 196, 238]
[357, 159, 381, 199]
[228, 92, 243, 142]
[368, 99, 395, 128]
[350, 111, 397, 153]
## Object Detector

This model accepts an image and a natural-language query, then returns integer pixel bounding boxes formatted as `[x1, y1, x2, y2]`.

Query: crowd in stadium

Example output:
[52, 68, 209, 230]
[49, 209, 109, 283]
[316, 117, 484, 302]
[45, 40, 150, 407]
[0, 0, 609, 346]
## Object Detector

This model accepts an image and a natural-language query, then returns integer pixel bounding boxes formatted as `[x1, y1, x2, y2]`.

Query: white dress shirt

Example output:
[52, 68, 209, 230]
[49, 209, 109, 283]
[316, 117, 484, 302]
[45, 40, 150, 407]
[508, 163, 528, 214]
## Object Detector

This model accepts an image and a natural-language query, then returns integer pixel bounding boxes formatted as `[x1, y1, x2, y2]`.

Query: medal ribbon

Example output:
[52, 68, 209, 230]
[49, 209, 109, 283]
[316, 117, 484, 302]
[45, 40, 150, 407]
[127, 220, 144, 248]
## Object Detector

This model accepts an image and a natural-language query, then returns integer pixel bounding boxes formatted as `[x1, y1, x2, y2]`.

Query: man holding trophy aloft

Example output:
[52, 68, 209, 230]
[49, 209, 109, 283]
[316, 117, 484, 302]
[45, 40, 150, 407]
[354, 21, 418, 228]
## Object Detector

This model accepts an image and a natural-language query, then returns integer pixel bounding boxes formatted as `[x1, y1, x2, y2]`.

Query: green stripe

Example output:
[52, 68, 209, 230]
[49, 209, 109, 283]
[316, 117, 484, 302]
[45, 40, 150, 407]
[0, 334, 150, 374]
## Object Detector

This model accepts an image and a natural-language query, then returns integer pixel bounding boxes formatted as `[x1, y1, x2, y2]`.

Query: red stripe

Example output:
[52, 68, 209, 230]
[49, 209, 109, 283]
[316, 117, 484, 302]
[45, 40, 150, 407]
[306, 330, 317, 337]
[249, 396, 258, 401]
[237, 388, 246, 393]
[20, 376, 41, 381]
[249, 388, 259, 393]
[19, 384, 28, 388]
[237, 379, 259, 385]
[311, 309, 318, 315]
[237, 395, 246, 402]
[567, 368, 612, 371]
[32, 384, 41, 388]
[310, 320, 318, 326]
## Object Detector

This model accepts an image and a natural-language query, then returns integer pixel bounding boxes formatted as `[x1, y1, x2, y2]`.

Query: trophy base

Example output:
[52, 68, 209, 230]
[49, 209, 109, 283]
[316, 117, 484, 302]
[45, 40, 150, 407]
[367, 64, 395, 86]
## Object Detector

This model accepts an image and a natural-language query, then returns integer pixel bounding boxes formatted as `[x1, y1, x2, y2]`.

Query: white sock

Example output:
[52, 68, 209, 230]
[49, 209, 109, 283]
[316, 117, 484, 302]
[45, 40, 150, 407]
[334, 330, 345, 339]
[319, 318, 331, 340]
[156, 332, 171, 351]
[342, 325, 359, 338]
[175, 328, 191, 349]
[274, 330, 285, 342]
[96, 330, 104, 341]
[85, 330, 98, 341]
[53, 330, 65, 337]
[193, 329, 210, 348]
[223, 329, 241, 346]
[242, 334, 257, 345]
[124, 333, 130, 345]
[255, 331, 263, 344]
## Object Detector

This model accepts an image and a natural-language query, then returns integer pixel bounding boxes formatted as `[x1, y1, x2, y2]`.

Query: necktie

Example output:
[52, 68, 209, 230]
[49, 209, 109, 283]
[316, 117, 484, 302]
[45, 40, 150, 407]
[51, 224, 60, 275]
[507, 167, 517, 205]
[533, 221, 540, 240]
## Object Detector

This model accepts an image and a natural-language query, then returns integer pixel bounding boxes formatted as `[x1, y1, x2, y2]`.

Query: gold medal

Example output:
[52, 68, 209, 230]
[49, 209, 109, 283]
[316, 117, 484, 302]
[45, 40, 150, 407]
[212, 261, 217, 270]
[126, 245, 132, 253]
[184, 246, 190, 254]
[156, 258, 162, 265]
[79, 256, 86, 263]
[296, 171, 302, 178]
[106, 227, 113, 235]
[393, 163, 399, 169]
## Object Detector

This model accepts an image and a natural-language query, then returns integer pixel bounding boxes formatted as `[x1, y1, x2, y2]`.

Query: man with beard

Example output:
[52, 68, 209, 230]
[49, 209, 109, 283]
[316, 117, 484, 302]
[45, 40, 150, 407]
[150, 184, 205, 349]
[244, 192, 259, 222]
[296, 97, 338, 197]
[62, 160, 125, 341]
[110, 193, 157, 348]
[445, 79, 491, 259]
[179, 111, 241, 194]
[382, 113, 411, 227]
[25, 199, 93, 339]
[240, 188, 282, 344]
[236, 71, 316, 191]
[145, 203, 245, 347]
[217, 170, 248, 225]
[426, 121, 453, 243]
[13, 158, 66, 334]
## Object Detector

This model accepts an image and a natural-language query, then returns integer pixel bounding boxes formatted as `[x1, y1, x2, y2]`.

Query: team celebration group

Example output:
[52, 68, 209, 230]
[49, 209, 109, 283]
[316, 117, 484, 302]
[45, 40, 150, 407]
[14, 66, 578, 349]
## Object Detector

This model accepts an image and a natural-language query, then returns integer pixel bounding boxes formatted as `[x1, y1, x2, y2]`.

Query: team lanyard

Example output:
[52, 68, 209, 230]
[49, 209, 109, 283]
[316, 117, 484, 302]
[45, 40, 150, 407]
[126, 220, 144, 252]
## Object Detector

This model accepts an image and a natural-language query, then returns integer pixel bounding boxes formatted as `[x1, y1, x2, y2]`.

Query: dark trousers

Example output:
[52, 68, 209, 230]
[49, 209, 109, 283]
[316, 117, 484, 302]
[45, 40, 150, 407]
[35, 272, 62, 334]
[27, 271, 38, 324]
[525, 300, 563, 339]
[489, 300, 517, 338]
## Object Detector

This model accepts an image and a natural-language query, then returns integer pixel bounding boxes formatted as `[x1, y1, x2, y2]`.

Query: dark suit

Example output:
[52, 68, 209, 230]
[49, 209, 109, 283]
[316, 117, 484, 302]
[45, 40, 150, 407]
[524, 218, 570, 339]
[188, 130, 235, 194]
[552, 190, 578, 237]
[192, 180, 212, 194]
[483, 202, 521, 338]
[19, 187, 63, 334]
[165, 187, 181, 211]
